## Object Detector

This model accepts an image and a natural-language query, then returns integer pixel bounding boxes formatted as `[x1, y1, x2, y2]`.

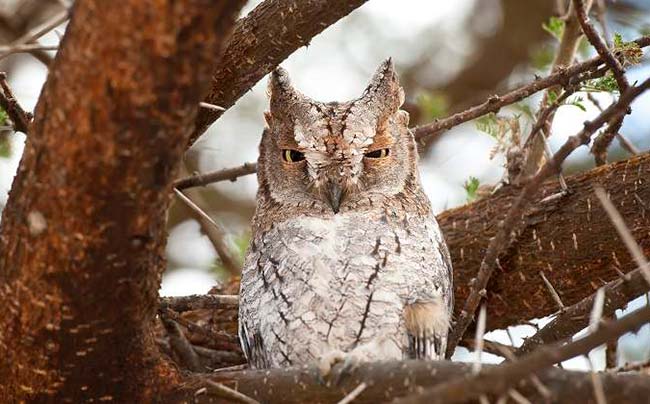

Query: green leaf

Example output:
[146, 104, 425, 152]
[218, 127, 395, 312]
[475, 113, 499, 139]
[542, 16, 565, 41]
[547, 89, 559, 104]
[0, 107, 7, 126]
[463, 176, 480, 203]
[583, 74, 619, 93]
[566, 96, 586, 112]
[416, 92, 448, 121]
[613, 32, 624, 48]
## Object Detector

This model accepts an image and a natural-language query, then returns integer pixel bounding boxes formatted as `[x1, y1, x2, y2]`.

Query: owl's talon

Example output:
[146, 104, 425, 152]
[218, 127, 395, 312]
[317, 350, 346, 384]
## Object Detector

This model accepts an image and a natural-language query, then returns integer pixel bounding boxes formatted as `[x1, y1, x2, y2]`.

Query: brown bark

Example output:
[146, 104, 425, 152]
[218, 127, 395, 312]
[0, 0, 243, 401]
[442, 152, 650, 332]
[190, 0, 369, 145]
[170, 360, 650, 403]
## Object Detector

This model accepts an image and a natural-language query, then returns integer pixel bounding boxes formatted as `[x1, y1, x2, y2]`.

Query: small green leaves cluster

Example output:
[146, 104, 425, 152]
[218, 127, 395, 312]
[547, 89, 586, 111]
[463, 176, 480, 203]
[416, 91, 448, 121]
[543, 16, 565, 41]
[612, 33, 643, 66]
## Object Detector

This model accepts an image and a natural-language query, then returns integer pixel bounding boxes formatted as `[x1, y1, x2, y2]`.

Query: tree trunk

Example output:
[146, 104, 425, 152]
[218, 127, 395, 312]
[0, 0, 243, 401]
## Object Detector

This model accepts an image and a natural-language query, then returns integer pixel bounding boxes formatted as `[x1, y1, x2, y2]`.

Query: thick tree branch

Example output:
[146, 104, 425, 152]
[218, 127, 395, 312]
[190, 0, 369, 145]
[169, 360, 650, 403]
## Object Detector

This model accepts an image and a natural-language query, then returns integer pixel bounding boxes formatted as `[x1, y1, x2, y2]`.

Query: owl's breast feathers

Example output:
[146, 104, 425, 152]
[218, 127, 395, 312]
[238, 210, 453, 368]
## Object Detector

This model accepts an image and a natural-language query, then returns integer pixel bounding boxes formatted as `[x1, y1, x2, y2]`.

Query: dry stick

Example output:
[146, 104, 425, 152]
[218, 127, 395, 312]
[174, 36, 650, 190]
[0, 44, 59, 58]
[395, 305, 650, 404]
[336, 382, 368, 404]
[594, 187, 650, 286]
[173, 188, 242, 274]
[160, 294, 239, 312]
[203, 379, 260, 404]
[0, 72, 31, 133]
[539, 271, 565, 310]
[174, 162, 258, 189]
[446, 77, 650, 358]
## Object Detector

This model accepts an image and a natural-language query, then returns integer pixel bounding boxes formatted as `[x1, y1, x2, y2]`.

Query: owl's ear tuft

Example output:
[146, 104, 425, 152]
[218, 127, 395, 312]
[359, 58, 405, 120]
[268, 67, 298, 120]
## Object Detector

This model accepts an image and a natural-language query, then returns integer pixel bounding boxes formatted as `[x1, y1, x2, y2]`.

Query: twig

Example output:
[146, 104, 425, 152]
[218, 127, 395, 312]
[573, 0, 628, 92]
[589, 288, 606, 333]
[203, 380, 260, 404]
[594, 187, 650, 287]
[173, 188, 242, 274]
[473, 304, 487, 374]
[337, 382, 367, 404]
[160, 294, 239, 312]
[199, 101, 226, 112]
[609, 359, 650, 373]
[0, 44, 59, 59]
[174, 162, 257, 189]
[574, 0, 630, 165]
[446, 77, 650, 357]
[161, 316, 204, 372]
[540, 271, 565, 310]
[0, 72, 31, 133]
[395, 305, 650, 404]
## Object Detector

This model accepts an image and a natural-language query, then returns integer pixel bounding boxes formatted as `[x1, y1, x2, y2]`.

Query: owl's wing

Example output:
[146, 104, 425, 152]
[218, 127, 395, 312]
[404, 229, 454, 360]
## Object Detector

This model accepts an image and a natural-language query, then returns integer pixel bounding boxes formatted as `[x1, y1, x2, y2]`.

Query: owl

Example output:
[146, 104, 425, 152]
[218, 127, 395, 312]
[238, 59, 453, 372]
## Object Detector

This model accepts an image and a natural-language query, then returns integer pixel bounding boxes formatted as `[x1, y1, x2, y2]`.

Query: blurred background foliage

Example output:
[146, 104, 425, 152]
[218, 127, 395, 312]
[1, 0, 649, 368]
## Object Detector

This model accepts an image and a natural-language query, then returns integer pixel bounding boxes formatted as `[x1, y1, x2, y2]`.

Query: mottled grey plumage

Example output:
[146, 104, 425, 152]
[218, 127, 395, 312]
[238, 60, 453, 369]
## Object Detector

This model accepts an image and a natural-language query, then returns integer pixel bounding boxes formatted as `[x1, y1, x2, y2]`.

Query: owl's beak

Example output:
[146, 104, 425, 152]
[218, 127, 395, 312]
[326, 182, 344, 214]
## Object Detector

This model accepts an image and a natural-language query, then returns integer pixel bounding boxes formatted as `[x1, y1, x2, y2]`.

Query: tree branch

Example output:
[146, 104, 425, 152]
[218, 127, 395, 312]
[170, 359, 650, 403]
[190, 0, 369, 145]
[0, 72, 31, 133]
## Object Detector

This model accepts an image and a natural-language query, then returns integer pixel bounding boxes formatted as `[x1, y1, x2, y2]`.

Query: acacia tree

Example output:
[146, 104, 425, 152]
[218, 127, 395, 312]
[1, 0, 650, 403]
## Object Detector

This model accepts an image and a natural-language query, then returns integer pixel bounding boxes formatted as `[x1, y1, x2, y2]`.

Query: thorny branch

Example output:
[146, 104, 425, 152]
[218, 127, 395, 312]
[445, 77, 650, 357]
[0, 72, 31, 133]
[573, 0, 631, 166]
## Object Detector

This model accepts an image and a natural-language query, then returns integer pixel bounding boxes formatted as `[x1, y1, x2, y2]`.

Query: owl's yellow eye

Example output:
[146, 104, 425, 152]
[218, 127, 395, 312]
[282, 149, 305, 163]
[364, 148, 390, 159]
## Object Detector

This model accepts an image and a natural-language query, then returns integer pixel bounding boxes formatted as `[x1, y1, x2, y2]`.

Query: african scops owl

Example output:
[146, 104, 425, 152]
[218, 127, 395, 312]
[238, 60, 453, 370]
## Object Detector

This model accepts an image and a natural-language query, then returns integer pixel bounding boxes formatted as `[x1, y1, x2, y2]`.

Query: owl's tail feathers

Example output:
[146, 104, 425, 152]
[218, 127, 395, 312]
[403, 301, 450, 360]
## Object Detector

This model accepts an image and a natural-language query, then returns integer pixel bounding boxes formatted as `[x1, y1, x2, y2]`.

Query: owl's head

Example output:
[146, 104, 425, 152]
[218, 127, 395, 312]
[258, 59, 421, 215]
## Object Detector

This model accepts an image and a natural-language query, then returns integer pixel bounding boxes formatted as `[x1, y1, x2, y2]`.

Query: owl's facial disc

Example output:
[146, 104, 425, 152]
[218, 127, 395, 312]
[262, 59, 416, 214]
